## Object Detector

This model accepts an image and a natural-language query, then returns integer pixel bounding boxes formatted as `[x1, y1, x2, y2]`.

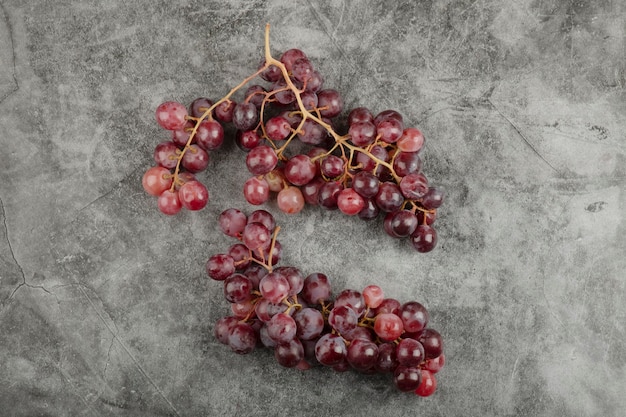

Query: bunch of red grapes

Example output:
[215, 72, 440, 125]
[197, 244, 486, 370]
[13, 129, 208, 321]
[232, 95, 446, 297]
[207, 208, 445, 396]
[141, 25, 444, 252]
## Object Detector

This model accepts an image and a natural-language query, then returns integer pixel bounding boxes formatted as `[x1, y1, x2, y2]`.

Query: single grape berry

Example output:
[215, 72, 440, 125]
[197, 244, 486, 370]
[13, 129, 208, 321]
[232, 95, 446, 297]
[156, 101, 188, 131]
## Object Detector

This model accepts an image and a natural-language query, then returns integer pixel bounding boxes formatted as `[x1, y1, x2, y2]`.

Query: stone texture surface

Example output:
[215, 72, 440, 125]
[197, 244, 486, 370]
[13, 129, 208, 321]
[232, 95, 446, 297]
[1, 0, 625, 416]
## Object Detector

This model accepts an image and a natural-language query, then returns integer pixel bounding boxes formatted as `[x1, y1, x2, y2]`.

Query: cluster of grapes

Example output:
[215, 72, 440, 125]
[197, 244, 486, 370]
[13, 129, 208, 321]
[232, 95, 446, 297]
[141, 99, 225, 214]
[207, 208, 445, 396]
[140, 24, 444, 252]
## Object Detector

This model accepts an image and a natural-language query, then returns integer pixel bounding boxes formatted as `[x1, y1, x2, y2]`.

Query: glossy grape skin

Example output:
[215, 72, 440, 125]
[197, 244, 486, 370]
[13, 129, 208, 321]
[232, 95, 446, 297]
[392, 151, 422, 177]
[415, 370, 437, 396]
[214, 100, 235, 123]
[358, 198, 380, 221]
[320, 155, 345, 179]
[246, 145, 278, 175]
[157, 189, 182, 215]
[376, 298, 401, 315]
[302, 177, 325, 206]
[156, 101, 188, 131]
[153, 141, 180, 169]
[422, 353, 445, 374]
[348, 121, 377, 146]
[374, 313, 404, 341]
[243, 176, 270, 205]
[410, 225, 437, 253]
[393, 366, 422, 392]
[400, 173, 429, 200]
[347, 339, 379, 371]
[400, 301, 429, 333]
[388, 210, 418, 238]
[275, 338, 304, 368]
[247, 209, 275, 231]
[396, 338, 425, 367]
[232, 102, 259, 131]
[317, 89, 343, 118]
[362, 285, 384, 308]
[315, 333, 347, 366]
[181, 145, 210, 173]
[228, 322, 257, 354]
[334, 289, 366, 317]
[266, 312, 297, 343]
[142, 166, 172, 197]
[236, 130, 262, 152]
[376, 342, 399, 373]
[337, 188, 366, 216]
[206, 254, 235, 281]
[223, 273, 253, 303]
[317, 181, 343, 210]
[214, 316, 238, 345]
[189, 97, 214, 118]
[279, 48, 307, 71]
[277, 186, 305, 214]
[178, 180, 209, 211]
[265, 116, 292, 141]
[301, 273, 331, 305]
[421, 187, 445, 209]
[328, 305, 358, 334]
[416, 328, 444, 359]
[347, 107, 374, 125]
[245, 84, 267, 109]
[259, 271, 290, 304]
[219, 208, 248, 238]
[284, 155, 316, 186]
[195, 119, 224, 151]
[293, 308, 325, 340]
[242, 222, 272, 252]
[397, 127, 425, 153]
[375, 182, 404, 212]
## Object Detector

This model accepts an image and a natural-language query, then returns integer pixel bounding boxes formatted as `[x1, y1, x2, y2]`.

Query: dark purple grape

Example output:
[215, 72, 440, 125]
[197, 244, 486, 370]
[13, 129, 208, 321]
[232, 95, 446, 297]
[317, 89, 343, 118]
[317, 181, 343, 210]
[301, 272, 331, 305]
[315, 333, 347, 366]
[236, 130, 262, 152]
[395, 338, 425, 367]
[232, 102, 259, 131]
[223, 273, 253, 303]
[275, 338, 304, 368]
[189, 97, 214, 118]
[392, 151, 422, 177]
[280, 48, 308, 71]
[421, 187, 445, 209]
[320, 155, 345, 179]
[416, 328, 444, 359]
[245, 84, 266, 109]
[358, 198, 380, 220]
[348, 107, 374, 125]
[228, 322, 257, 354]
[393, 366, 422, 392]
[347, 339, 379, 371]
[388, 210, 418, 237]
[375, 182, 404, 212]
[410, 224, 437, 253]
[352, 171, 380, 198]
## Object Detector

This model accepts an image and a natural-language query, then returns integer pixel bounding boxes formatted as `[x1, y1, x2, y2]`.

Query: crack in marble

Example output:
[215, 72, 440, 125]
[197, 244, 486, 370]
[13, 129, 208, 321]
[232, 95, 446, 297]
[74, 284, 181, 416]
[486, 98, 560, 174]
[0, 1, 19, 104]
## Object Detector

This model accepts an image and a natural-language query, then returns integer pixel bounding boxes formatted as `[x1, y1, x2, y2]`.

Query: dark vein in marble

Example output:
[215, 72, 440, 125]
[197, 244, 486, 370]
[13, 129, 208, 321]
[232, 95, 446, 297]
[0, 1, 19, 104]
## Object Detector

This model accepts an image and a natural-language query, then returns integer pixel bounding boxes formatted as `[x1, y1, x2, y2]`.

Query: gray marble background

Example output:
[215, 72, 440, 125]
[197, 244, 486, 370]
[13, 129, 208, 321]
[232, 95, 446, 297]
[1, 0, 625, 416]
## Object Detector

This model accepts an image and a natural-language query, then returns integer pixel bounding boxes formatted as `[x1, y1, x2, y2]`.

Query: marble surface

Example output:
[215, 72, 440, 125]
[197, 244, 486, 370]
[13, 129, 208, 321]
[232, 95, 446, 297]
[1, 1, 625, 416]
